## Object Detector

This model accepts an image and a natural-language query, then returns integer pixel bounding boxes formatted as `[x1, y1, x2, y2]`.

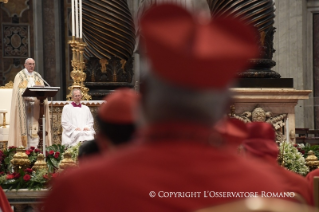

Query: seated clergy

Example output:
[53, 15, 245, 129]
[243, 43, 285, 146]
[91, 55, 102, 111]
[61, 89, 95, 146]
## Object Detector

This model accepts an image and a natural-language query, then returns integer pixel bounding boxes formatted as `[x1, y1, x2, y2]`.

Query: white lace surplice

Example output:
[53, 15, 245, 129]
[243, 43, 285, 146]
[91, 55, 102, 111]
[61, 104, 95, 146]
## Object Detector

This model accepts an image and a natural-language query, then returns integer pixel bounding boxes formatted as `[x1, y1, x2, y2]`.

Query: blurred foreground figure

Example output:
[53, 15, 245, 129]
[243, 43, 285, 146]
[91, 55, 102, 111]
[242, 122, 313, 205]
[0, 188, 13, 212]
[78, 88, 139, 160]
[43, 4, 291, 211]
[305, 165, 319, 196]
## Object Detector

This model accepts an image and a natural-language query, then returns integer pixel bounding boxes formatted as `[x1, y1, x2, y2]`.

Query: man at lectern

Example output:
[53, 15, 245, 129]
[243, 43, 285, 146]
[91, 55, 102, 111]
[61, 89, 95, 147]
[8, 58, 52, 148]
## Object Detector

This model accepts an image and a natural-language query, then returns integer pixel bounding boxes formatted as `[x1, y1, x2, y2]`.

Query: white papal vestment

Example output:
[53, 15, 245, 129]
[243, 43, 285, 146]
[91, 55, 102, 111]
[61, 103, 95, 146]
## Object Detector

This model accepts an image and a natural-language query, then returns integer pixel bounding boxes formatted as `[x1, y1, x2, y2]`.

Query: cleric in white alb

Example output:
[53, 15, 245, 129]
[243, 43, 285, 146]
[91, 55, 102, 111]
[61, 89, 95, 146]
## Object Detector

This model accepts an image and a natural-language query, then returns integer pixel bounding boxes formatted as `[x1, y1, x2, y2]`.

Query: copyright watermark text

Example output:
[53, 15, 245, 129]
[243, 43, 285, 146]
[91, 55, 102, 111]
[148, 191, 295, 198]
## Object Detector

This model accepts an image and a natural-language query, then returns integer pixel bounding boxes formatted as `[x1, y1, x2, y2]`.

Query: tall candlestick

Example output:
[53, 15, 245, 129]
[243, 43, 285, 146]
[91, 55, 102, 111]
[75, 0, 79, 38]
[79, 0, 82, 38]
[43, 115, 46, 159]
[72, 0, 75, 36]
[286, 118, 289, 142]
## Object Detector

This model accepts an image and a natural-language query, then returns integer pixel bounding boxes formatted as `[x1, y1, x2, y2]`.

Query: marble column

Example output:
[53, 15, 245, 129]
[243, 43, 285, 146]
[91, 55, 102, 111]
[273, 0, 311, 128]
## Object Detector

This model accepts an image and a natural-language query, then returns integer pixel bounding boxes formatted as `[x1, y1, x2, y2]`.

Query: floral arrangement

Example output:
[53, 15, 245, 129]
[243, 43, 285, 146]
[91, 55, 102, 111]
[0, 168, 58, 190]
[279, 142, 309, 176]
[0, 143, 80, 191]
[45, 144, 65, 173]
[295, 143, 319, 159]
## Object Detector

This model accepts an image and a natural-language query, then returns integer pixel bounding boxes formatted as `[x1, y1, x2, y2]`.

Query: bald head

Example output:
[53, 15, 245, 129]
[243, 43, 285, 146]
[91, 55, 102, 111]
[24, 58, 35, 73]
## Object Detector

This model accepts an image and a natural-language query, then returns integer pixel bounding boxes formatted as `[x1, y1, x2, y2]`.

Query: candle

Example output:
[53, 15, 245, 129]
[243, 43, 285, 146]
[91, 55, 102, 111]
[79, 0, 82, 39]
[43, 115, 46, 159]
[75, 0, 79, 38]
[72, 0, 75, 36]
[286, 118, 289, 142]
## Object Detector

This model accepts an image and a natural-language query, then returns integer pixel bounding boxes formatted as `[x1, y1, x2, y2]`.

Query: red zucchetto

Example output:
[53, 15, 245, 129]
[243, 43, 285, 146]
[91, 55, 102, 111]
[98, 88, 140, 124]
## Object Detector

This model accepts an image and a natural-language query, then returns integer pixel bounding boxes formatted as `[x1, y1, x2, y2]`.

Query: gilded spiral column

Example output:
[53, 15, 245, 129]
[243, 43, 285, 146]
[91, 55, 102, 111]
[207, 0, 280, 78]
[82, 0, 136, 98]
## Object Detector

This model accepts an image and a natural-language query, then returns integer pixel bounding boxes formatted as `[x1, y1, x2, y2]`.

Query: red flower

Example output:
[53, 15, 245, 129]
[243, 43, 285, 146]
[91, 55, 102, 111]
[0, 172, 4, 175]
[35, 149, 40, 153]
[30, 146, 35, 150]
[49, 150, 54, 155]
[13, 173, 20, 179]
[28, 149, 33, 153]
[6, 174, 14, 180]
[43, 174, 49, 180]
[301, 150, 305, 154]
[24, 168, 33, 174]
[25, 150, 31, 155]
[8, 146, 16, 149]
[23, 174, 31, 181]
[54, 152, 60, 159]
[293, 144, 298, 147]
[51, 173, 59, 178]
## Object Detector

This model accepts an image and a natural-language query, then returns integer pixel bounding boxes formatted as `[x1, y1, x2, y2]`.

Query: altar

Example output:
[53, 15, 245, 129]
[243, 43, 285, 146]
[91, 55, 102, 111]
[231, 88, 312, 143]
[3, 189, 48, 212]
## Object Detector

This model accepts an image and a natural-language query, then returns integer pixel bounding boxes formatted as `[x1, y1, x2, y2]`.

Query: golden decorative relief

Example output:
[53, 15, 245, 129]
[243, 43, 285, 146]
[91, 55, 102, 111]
[229, 105, 287, 143]
[18, 80, 28, 89]
[0, 81, 13, 89]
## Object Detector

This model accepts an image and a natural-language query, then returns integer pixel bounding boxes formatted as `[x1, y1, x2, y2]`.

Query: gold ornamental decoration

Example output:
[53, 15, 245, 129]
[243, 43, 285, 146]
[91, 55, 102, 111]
[305, 150, 319, 171]
[0, 81, 13, 89]
[58, 151, 77, 171]
[66, 36, 91, 101]
[32, 153, 48, 171]
[11, 147, 31, 173]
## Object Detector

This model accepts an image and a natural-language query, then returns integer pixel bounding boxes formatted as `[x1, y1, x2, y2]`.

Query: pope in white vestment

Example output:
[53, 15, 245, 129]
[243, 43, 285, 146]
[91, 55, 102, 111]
[61, 89, 95, 146]
[8, 58, 52, 148]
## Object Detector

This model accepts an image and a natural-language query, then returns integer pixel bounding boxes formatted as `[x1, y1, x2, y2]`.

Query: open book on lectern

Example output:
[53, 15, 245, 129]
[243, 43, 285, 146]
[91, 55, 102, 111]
[22, 86, 60, 98]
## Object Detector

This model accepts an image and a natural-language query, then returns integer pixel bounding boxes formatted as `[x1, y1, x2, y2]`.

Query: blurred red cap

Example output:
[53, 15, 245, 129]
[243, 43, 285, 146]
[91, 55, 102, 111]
[214, 118, 248, 147]
[98, 88, 140, 124]
[243, 122, 279, 159]
[139, 3, 260, 90]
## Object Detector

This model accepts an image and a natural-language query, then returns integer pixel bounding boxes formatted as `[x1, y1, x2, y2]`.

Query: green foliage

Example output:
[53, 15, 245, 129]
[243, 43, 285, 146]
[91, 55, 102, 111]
[1, 147, 16, 173]
[0, 169, 50, 191]
[45, 144, 65, 172]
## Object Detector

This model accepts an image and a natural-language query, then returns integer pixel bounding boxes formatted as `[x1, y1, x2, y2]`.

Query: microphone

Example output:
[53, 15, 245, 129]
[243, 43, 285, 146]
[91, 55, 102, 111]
[34, 72, 51, 87]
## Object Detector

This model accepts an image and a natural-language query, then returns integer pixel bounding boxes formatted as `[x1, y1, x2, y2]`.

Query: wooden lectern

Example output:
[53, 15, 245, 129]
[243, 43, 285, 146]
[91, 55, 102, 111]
[22, 87, 60, 149]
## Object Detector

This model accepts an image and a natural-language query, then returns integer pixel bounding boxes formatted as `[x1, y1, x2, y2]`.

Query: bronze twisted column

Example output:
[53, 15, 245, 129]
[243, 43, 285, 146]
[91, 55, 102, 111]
[207, 0, 280, 78]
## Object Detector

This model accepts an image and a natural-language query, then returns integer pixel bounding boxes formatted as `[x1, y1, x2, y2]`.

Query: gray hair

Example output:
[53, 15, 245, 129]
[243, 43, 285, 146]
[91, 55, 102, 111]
[25, 58, 35, 64]
[140, 71, 232, 126]
[72, 88, 82, 96]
